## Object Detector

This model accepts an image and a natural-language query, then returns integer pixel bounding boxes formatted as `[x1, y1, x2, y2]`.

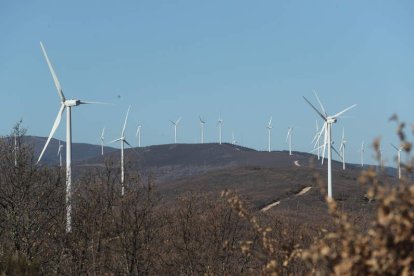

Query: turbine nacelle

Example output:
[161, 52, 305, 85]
[64, 99, 81, 107]
[327, 117, 337, 124]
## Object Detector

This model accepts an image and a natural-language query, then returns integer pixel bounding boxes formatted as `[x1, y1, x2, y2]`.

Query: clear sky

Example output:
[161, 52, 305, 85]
[1, 1, 414, 166]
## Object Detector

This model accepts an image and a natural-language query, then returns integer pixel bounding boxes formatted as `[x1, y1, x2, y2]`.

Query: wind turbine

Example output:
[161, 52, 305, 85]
[379, 146, 384, 168]
[109, 105, 132, 196]
[199, 117, 205, 144]
[100, 127, 105, 155]
[231, 131, 236, 145]
[170, 117, 181, 144]
[391, 144, 402, 179]
[286, 127, 293, 155]
[218, 116, 223, 145]
[359, 141, 365, 167]
[339, 128, 347, 170]
[57, 140, 63, 167]
[312, 120, 321, 160]
[303, 92, 356, 198]
[136, 124, 142, 147]
[37, 42, 105, 233]
[267, 116, 272, 152]
[14, 134, 18, 166]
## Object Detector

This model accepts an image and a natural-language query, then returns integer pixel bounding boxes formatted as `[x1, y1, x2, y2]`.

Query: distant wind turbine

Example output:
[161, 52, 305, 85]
[232, 131, 236, 145]
[199, 117, 205, 144]
[218, 116, 223, 145]
[109, 105, 132, 196]
[37, 42, 106, 233]
[14, 134, 18, 166]
[391, 143, 402, 179]
[286, 127, 293, 155]
[339, 128, 347, 170]
[359, 141, 365, 167]
[57, 140, 63, 167]
[136, 124, 142, 147]
[379, 146, 384, 168]
[267, 116, 272, 152]
[303, 92, 357, 198]
[100, 127, 105, 155]
[312, 120, 321, 160]
[170, 117, 181, 144]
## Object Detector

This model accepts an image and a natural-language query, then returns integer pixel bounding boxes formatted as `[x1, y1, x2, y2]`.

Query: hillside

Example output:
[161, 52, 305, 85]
[22, 136, 117, 165]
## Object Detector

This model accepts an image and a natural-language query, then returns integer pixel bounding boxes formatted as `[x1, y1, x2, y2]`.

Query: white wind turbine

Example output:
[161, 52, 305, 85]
[218, 116, 223, 145]
[57, 140, 63, 167]
[136, 124, 142, 147]
[312, 120, 321, 160]
[14, 134, 18, 166]
[359, 141, 365, 167]
[199, 117, 205, 144]
[303, 92, 357, 198]
[231, 131, 236, 145]
[109, 105, 132, 196]
[267, 116, 272, 152]
[286, 127, 293, 155]
[37, 42, 105, 233]
[391, 144, 402, 179]
[100, 127, 105, 155]
[339, 128, 347, 170]
[170, 117, 181, 144]
[379, 146, 384, 168]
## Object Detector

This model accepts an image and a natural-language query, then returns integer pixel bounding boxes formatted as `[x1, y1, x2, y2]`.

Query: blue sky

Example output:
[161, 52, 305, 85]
[1, 0, 414, 166]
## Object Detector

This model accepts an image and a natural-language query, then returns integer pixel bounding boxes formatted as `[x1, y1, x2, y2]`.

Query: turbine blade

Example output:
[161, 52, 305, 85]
[121, 105, 131, 136]
[332, 104, 357, 118]
[176, 117, 182, 125]
[303, 96, 327, 121]
[313, 90, 327, 117]
[39, 42, 66, 103]
[101, 127, 105, 138]
[332, 146, 342, 160]
[79, 101, 110, 105]
[37, 104, 65, 163]
[391, 143, 399, 151]
[124, 140, 141, 156]
[124, 139, 132, 147]
[108, 138, 122, 144]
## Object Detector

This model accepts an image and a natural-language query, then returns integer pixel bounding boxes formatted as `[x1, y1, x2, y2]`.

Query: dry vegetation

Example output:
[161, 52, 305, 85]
[0, 118, 413, 275]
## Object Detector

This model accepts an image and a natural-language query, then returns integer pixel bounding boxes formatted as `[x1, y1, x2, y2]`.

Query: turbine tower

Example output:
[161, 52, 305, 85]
[339, 128, 347, 170]
[303, 92, 356, 198]
[37, 42, 105, 233]
[391, 144, 402, 179]
[100, 127, 105, 155]
[286, 127, 293, 155]
[136, 124, 142, 147]
[199, 117, 205, 144]
[267, 116, 272, 152]
[57, 140, 63, 167]
[109, 105, 132, 196]
[218, 116, 223, 145]
[170, 117, 181, 144]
